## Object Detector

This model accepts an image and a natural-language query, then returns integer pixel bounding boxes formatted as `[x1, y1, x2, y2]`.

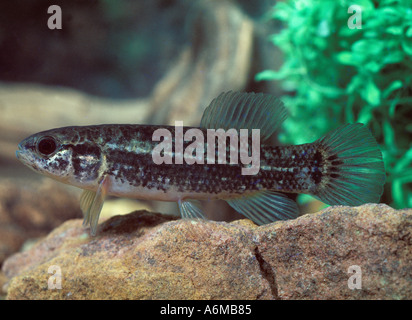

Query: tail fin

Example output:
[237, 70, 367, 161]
[312, 123, 386, 206]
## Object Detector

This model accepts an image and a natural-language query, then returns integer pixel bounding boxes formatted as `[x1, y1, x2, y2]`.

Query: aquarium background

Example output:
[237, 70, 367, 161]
[0, 0, 411, 285]
[0, 0, 280, 273]
[256, 0, 412, 210]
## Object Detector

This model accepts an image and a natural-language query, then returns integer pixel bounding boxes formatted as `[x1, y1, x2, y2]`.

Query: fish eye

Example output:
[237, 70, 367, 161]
[36, 136, 57, 156]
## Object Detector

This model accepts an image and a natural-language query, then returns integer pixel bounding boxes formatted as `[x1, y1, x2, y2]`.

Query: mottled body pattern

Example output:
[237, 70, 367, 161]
[44, 124, 327, 198]
[16, 91, 386, 235]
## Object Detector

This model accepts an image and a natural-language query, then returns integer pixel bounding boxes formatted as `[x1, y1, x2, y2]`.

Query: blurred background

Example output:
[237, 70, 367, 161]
[0, 0, 282, 270]
[0, 0, 411, 272]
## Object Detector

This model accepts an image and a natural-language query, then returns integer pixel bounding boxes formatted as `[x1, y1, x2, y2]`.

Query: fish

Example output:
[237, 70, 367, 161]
[16, 91, 386, 235]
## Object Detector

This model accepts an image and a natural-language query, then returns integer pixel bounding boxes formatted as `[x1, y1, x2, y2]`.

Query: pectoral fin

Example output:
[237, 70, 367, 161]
[79, 176, 110, 236]
[80, 189, 96, 226]
[178, 199, 207, 220]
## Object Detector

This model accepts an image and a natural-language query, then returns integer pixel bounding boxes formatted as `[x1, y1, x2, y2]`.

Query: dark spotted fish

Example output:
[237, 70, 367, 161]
[16, 91, 386, 235]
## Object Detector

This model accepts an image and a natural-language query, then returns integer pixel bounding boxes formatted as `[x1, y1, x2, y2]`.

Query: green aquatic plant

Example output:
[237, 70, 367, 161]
[256, 0, 412, 209]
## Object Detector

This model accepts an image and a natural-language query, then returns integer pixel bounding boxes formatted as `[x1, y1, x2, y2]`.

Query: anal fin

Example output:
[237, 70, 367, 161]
[226, 190, 299, 225]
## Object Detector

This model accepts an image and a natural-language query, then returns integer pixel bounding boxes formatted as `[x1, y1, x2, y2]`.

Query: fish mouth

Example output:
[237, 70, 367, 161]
[15, 145, 40, 173]
[15, 143, 30, 165]
[15, 144, 23, 160]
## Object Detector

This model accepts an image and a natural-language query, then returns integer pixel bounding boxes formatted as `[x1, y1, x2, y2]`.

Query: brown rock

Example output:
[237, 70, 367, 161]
[0, 269, 7, 298]
[3, 204, 411, 299]
[0, 179, 82, 265]
[3, 211, 271, 300]
[256, 204, 412, 299]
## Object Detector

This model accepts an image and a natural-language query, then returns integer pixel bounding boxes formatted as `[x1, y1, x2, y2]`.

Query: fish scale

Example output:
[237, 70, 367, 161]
[16, 91, 386, 235]
[84, 124, 320, 195]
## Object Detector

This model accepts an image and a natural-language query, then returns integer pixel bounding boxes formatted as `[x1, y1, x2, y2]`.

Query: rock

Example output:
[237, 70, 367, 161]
[0, 270, 7, 296]
[0, 179, 82, 265]
[2, 204, 411, 299]
[256, 204, 412, 299]
[3, 211, 270, 299]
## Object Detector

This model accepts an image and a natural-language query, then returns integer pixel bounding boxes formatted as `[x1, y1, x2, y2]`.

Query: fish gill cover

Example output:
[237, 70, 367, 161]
[256, 0, 412, 209]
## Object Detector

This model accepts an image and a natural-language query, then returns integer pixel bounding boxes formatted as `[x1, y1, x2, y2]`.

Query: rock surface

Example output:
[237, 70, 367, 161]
[2, 204, 411, 299]
[0, 179, 82, 266]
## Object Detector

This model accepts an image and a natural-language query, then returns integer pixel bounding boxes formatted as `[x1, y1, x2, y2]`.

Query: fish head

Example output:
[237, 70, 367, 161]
[16, 127, 103, 188]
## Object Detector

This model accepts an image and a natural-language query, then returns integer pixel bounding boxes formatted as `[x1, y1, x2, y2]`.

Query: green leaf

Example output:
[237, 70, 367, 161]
[336, 51, 364, 66]
[402, 38, 412, 56]
[352, 39, 384, 55]
[382, 51, 405, 64]
[272, 2, 292, 21]
[394, 148, 412, 172]
[389, 98, 399, 118]
[392, 179, 405, 208]
[255, 66, 303, 81]
[353, 0, 375, 11]
[383, 120, 396, 151]
[255, 70, 280, 81]
[386, 26, 403, 35]
[256, 0, 412, 210]
[336, 51, 352, 64]
[380, 0, 402, 5]
[357, 107, 373, 124]
[362, 80, 381, 106]
[383, 80, 403, 99]
[346, 75, 363, 94]
[364, 61, 381, 73]
[378, 7, 401, 20]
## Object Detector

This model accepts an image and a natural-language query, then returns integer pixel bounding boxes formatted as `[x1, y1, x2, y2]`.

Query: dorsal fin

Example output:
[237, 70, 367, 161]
[200, 91, 287, 143]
